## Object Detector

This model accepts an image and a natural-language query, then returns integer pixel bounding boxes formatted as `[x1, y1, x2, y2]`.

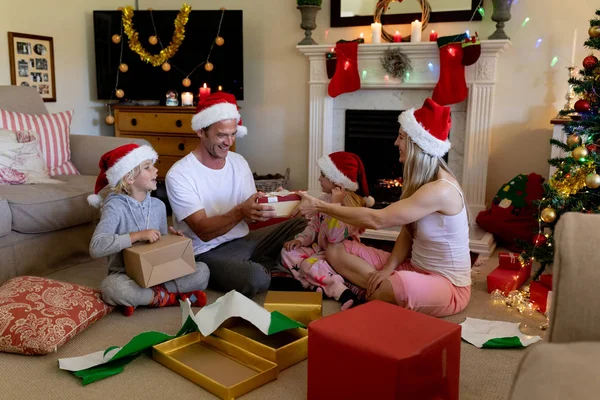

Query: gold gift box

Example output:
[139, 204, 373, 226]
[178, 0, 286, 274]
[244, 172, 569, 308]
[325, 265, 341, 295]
[213, 317, 308, 371]
[263, 291, 322, 326]
[152, 332, 278, 400]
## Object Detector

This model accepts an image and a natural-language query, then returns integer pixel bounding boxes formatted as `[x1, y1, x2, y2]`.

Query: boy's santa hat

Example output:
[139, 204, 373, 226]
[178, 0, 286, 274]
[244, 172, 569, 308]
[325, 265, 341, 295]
[191, 92, 247, 137]
[87, 144, 158, 208]
[317, 151, 375, 207]
[398, 98, 452, 157]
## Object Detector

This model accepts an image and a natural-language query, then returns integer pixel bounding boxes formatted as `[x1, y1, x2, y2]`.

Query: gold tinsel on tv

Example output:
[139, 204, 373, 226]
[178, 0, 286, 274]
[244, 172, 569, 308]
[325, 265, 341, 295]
[122, 4, 191, 67]
[549, 163, 596, 196]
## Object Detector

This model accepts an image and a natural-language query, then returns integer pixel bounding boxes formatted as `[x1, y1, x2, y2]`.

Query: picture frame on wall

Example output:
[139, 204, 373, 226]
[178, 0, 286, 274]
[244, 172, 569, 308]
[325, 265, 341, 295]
[7, 32, 56, 102]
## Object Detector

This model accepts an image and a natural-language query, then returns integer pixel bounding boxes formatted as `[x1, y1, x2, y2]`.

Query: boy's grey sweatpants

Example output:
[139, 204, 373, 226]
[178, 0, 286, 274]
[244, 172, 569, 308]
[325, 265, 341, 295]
[100, 261, 210, 307]
[194, 217, 307, 298]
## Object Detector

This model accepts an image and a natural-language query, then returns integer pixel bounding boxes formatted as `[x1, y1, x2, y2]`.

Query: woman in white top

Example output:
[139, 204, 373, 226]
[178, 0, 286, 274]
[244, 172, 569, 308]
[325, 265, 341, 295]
[294, 98, 471, 317]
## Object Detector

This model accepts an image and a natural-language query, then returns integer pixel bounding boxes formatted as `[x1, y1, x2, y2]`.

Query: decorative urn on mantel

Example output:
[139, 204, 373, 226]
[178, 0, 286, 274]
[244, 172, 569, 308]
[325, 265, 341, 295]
[489, 0, 513, 40]
[297, 0, 322, 45]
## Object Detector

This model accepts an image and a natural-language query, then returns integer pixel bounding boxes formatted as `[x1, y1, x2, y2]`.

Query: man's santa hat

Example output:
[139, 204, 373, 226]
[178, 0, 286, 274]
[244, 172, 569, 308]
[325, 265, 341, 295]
[317, 151, 375, 207]
[87, 144, 158, 208]
[398, 98, 452, 157]
[191, 92, 247, 137]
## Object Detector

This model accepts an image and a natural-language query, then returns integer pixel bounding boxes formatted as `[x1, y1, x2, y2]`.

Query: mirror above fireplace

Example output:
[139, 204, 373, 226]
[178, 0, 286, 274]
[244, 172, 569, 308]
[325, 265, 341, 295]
[330, 0, 483, 27]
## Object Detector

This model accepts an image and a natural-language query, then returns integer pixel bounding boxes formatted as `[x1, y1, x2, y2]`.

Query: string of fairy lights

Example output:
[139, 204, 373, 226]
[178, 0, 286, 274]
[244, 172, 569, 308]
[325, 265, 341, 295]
[105, 4, 226, 125]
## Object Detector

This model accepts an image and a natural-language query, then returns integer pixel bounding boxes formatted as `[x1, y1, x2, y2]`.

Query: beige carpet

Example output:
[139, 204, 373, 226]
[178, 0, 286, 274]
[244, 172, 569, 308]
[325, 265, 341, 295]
[0, 249, 547, 400]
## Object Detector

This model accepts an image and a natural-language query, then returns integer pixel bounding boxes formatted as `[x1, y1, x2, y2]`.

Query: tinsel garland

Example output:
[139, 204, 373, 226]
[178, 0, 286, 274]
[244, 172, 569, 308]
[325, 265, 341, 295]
[380, 48, 412, 79]
[122, 4, 191, 67]
[549, 163, 596, 196]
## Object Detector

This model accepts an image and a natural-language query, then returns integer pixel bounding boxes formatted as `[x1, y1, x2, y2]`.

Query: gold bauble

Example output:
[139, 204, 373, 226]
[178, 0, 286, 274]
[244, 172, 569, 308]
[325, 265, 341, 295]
[112, 34, 121, 44]
[540, 207, 557, 223]
[115, 89, 124, 98]
[118, 63, 128, 73]
[586, 173, 600, 189]
[204, 62, 214, 72]
[182, 78, 191, 87]
[566, 134, 580, 147]
[149, 35, 158, 45]
[162, 62, 171, 72]
[215, 36, 225, 46]
[572, 146, 589, 160]
[589, 26, 600, 38]
[105, 115, 115, 125]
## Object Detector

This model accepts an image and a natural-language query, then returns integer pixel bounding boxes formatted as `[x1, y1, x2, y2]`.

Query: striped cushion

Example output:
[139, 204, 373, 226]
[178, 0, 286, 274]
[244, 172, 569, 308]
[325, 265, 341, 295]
[0, 110, 79, 176]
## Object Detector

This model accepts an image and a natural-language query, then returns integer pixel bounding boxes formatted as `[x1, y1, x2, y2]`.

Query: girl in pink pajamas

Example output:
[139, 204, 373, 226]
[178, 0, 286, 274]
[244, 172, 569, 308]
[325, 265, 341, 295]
[281, 151, 374, 310]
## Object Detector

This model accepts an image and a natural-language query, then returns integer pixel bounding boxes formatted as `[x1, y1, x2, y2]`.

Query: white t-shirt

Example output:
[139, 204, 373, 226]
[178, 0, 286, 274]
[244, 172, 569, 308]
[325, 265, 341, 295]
[165, 151, 256, 255]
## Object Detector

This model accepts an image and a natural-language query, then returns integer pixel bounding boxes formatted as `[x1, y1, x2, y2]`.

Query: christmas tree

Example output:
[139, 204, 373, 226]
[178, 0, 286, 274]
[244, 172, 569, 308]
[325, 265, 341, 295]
[520, 10, 600, 279]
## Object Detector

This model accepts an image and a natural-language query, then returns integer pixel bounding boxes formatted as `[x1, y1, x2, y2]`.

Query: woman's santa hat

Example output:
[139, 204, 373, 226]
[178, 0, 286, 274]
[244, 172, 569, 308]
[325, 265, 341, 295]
[317, 151, 375, 207]
[87, 144, 158, 208]
[191, 92, 247, 137]
[398, 98, 452, 157]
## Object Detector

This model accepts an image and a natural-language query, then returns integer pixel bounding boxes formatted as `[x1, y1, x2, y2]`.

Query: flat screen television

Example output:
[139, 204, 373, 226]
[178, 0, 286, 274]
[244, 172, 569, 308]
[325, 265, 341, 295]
[93, 10, 243, 102]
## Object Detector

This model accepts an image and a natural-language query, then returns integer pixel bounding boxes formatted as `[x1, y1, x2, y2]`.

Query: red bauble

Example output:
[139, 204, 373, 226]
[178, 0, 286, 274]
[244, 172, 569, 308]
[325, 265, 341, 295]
[583, 55, 599, 70]
[533, 233, 547, 246]
[587, 144, 598, 154]
[574, 99, 591, 113]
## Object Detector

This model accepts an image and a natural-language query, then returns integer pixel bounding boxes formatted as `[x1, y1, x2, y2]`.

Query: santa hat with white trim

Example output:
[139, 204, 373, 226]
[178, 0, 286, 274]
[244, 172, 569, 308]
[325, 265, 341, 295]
[191, 92, 247, 137]
[398, 98, 451, 158]
[317, 151, 375, 207]
[87, 143, 158, 208]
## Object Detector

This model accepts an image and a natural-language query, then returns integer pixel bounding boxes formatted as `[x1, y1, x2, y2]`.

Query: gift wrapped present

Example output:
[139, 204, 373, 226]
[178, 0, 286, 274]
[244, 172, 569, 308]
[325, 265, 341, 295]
[498, 252, 531, 270]
[538, 274, 553, 290]
[530, 281, 552, 313]
[263, 291, 322, 326]
[257, 190, 301, 217]
[487, 263, 532, 295]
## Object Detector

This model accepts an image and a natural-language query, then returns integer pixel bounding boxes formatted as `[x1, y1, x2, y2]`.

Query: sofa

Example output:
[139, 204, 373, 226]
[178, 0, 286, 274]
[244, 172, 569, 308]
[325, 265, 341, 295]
[509, 212, 600, 399]
[0, 86, 147, 283]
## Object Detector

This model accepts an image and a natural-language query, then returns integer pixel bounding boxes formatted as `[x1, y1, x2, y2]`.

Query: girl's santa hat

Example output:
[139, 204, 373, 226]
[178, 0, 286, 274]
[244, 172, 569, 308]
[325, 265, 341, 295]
[398, 98, 452, 157]
[87, 144, 158, 208]
[191, 92, 247, 137]
[317, 151, 375, 207]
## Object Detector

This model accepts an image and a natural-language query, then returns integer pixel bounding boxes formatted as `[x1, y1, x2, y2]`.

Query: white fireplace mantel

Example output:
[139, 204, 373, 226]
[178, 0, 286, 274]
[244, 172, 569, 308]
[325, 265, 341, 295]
[297, 40, 511, 255]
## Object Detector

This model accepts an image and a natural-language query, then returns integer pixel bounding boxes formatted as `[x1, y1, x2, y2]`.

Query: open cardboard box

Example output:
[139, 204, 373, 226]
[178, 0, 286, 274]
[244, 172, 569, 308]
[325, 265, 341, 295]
[213, 317, 308, 371]
[123, 235, 195, 288]
[152, 332, 278, 400]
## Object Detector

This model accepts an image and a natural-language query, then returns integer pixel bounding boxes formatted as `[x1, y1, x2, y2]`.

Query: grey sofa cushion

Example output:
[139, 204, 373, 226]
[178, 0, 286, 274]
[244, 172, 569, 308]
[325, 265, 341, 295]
[509, 342, 600, 400]
[0, 197, 10, 237]
[0, 175, 99, 233]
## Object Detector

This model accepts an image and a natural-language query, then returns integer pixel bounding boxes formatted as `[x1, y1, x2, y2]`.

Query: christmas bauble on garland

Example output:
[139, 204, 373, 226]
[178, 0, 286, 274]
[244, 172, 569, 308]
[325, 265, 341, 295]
[574, 99, 591, 113]
[586, 173, 600, 189]
[589, 25, 600, 38]
[572, 146, 589, 160]
[541, 207, 557, 223]
[583, 55, 599, 69]
[567, 134, 581, 147]
[533, 233, 547, 246]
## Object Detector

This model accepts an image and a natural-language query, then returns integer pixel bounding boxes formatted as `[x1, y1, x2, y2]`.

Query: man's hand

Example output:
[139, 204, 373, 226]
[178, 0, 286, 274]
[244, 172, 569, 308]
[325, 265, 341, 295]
[366, 268, 393, 297]
[131, 229, 161, 244]
[169, 226, 184, 236]
[240, 193, 277, 222]
[284, 239, 303, 251]
[331, 186, 345, 204]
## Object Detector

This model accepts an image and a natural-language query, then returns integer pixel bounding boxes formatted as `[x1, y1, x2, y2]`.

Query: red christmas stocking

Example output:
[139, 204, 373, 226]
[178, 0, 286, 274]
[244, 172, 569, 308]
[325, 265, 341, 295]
[462, 32, 481, 66]
[328, 41, 361, 98]
[432, 34, 469, 106]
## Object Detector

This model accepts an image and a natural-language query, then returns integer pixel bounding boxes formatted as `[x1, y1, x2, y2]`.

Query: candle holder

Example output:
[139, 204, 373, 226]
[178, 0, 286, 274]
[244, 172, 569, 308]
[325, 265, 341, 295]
[557, 66, 577, 118]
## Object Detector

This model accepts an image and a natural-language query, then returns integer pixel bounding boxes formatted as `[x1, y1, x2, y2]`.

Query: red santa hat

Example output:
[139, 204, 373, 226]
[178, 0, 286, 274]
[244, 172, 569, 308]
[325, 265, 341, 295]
[191, 92, 247, 137]
[317, 151, 375, 207]
[398, 98, 452, 157]
[87, 144, 158, 208]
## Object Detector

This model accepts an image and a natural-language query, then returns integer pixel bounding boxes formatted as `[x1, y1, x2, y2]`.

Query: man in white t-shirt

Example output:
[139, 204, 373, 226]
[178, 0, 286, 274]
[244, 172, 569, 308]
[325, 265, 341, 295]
[166, 93, 306, 297]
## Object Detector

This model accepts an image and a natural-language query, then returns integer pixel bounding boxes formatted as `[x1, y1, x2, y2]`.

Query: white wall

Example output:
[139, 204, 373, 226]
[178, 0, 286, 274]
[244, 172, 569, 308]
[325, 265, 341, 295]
[0, 0, 597, 203]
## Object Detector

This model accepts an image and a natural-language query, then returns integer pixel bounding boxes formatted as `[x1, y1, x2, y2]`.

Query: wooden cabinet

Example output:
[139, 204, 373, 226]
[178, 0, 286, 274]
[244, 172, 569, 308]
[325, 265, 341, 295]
[113, 105, 235, 180]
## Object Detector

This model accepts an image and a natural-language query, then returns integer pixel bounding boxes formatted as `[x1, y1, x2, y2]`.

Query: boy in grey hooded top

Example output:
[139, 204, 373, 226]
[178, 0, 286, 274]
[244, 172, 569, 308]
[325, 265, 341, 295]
[88, 144, 209, 316]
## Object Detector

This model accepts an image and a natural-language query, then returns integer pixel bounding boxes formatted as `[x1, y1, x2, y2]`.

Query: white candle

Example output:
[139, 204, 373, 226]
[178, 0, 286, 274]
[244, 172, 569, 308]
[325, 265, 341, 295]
[181, 92, 193, 106]
[571, 29, 578, 66]
[371, 22, 382, 44]
[411, 20, 422, 42]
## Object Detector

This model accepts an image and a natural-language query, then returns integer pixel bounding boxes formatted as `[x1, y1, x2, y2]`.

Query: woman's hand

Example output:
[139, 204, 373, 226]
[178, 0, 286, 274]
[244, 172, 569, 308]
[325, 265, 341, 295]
[330, 186, 345, 204]
[292, 191, 323, 218]
[366, 268, 393, 297]
[284, 239, 303, 251]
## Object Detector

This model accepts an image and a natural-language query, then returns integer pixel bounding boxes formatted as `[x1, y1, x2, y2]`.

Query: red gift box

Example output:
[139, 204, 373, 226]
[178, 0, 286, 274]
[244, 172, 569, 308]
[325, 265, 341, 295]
[530, 281, 552, 313]
[308, 301, 461, 400]
[257, 192, 301, 217]
[538, 274, 553, 290]
[498, 252, 531, 270]
[487, 263, 532, 295]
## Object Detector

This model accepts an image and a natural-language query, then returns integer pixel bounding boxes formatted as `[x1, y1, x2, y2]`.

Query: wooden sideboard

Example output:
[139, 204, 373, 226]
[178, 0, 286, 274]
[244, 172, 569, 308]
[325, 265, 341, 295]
[113, 105, 235, 180]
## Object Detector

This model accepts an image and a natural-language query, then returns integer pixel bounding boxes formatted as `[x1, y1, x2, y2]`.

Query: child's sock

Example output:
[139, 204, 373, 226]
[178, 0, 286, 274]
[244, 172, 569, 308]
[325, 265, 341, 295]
[339, 289, 359, 311]
[179, 290, 207, 307]
[122, 305, 135, 317]
[149, 285, 178, 308]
